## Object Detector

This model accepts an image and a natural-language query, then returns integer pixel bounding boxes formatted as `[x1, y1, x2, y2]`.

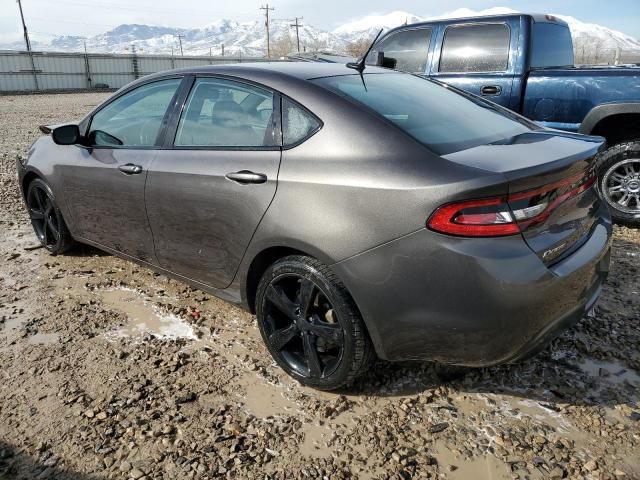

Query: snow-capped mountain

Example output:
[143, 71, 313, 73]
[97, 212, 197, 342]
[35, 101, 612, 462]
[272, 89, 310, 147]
[1, 19, 345, 56]
[1, 7, 638, 61]
[332, 11, 424, 42]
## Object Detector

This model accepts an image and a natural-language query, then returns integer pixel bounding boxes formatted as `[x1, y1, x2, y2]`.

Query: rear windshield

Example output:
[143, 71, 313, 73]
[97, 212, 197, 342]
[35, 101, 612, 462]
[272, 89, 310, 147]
[531, 23, 574, 68]
[313, 73, 533, 155]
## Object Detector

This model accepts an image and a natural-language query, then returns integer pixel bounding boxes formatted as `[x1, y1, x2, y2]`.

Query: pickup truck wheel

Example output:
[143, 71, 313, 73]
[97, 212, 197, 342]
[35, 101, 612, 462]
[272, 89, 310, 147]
[596, 141, 640, 227]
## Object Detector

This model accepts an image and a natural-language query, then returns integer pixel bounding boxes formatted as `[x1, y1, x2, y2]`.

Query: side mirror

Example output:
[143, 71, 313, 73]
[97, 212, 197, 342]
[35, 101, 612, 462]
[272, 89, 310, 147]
[52, 124, 81, 145]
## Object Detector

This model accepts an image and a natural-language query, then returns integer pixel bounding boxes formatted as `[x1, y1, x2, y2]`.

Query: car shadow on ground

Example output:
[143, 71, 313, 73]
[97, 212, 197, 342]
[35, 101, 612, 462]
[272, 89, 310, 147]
[0, 441, 96, 480]
[345, 334, 639, 410]
[64, 243, 111, 258]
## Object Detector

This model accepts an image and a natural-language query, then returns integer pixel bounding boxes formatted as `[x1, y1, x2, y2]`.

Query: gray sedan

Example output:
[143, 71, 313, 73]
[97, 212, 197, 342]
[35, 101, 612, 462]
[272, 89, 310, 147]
[16, 63, 612, 390]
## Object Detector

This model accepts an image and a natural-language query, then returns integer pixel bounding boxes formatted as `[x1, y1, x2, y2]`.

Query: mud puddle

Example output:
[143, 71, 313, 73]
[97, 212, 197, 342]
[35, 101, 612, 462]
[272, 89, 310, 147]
[577, 357, 640, 385]
[434, 443, 513, 480]
[237, 371, 300, 418]
[98, 288, 196, 341]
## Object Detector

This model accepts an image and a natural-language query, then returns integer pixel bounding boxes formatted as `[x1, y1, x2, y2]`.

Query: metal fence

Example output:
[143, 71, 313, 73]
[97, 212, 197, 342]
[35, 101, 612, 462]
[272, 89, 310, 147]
[0, 51, 275, 92]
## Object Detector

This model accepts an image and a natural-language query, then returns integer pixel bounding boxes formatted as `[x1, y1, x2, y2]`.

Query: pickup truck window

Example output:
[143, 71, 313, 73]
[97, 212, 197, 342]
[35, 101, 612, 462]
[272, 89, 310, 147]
[531, 23, 574, 68]
[440, 24, 510, 73]
[369, 28, 432, 74]
[314, 73, 532, 155]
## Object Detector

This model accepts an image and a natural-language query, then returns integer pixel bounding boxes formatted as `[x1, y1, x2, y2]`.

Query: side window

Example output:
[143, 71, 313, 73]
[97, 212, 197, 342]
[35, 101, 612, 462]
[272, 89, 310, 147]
[175, 78, 275, 148]
[371, 28, 432, 73]
[282, 98, 321, 147]
[89, 78, 181, 147]
[439, 24, 510, 73]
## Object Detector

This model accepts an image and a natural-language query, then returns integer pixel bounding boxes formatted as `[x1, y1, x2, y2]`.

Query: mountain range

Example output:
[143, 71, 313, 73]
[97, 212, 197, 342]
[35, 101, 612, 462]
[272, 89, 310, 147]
[2, 7, 639, 60]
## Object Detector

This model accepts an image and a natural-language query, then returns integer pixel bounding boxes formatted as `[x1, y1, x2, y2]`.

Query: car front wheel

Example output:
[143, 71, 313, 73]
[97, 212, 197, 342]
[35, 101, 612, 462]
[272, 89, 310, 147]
[256, 255, 374, 390]
[596, 141, 640, 227]
[26, 178, 75, 255]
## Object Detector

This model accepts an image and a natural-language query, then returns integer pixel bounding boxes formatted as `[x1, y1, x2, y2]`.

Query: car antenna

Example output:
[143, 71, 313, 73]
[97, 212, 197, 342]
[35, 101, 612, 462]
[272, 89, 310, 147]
[346, 28, 384, 91]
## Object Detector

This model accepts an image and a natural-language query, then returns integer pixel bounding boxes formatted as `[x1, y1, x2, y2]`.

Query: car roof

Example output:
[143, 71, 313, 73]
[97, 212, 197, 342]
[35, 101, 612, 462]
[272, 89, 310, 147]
[145, 62, 394, 83]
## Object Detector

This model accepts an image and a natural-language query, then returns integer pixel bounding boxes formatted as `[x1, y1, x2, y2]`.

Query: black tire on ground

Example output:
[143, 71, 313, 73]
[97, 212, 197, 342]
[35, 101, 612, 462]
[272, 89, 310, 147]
[595, 141, 640, 227]
[256, 255, 375, 390]
[25, 178, 75, 255]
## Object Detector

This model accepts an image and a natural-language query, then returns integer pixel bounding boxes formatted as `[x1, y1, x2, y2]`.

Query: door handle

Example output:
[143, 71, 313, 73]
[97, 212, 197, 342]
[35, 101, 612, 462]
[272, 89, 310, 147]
[481, 85, 502, 96]
[118, 163, 143, 175]
[225, 171, 267, 184]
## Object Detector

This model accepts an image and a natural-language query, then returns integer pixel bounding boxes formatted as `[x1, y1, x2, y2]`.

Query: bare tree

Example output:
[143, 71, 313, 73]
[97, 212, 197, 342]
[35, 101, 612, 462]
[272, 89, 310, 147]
[306, 37, 329, 53]
[345, 37, 371, 58]
[574, 36, 589, 64]
[270, 34, 294, 58]
[592, 38, 606, 64]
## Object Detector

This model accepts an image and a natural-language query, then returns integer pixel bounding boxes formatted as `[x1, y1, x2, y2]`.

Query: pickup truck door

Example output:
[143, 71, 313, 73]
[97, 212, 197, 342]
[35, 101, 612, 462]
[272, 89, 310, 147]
[428, 21, 518, 109]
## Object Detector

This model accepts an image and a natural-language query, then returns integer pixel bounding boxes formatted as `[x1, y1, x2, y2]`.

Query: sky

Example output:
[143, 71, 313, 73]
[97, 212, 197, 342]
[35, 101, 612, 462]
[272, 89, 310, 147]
[1, 0, 639, 43]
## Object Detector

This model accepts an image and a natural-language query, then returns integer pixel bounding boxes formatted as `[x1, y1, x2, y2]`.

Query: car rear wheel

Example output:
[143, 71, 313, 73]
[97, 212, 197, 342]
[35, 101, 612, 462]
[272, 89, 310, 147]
[256, 255, 374, 390]
[596, 141, 640, 227]
[26, 178, 74, 255]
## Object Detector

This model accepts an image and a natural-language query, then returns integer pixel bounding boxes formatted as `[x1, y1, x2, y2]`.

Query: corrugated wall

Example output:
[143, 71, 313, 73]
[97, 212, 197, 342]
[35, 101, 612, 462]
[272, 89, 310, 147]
[0, 51, 273, 92]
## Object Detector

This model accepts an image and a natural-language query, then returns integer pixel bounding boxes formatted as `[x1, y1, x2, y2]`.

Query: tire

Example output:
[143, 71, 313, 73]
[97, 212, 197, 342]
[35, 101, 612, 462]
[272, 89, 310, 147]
[595, 141, 640, 227]
[255, 255, 374, 390]
[25, 178, 75, 255]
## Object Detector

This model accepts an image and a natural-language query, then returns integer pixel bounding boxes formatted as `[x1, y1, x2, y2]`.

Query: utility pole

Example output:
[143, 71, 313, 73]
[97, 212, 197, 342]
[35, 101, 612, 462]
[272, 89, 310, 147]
[83, 40, 92, 88]
[16, 0, 38, 90]
[176, 34, 184, 56]
[290, 17, 303, 53]
[260, 4, 274, 58]
[16, 0, 31, 51]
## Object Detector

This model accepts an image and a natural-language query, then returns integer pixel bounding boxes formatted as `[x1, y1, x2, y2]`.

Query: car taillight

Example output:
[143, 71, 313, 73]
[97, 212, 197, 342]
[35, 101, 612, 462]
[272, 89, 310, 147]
[427, 197, 520, 237]
[428, 169, 596, 237]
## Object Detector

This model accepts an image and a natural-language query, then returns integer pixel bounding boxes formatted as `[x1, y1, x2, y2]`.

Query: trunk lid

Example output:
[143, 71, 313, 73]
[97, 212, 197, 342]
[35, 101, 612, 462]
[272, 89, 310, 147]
[443, 131, 605, 264]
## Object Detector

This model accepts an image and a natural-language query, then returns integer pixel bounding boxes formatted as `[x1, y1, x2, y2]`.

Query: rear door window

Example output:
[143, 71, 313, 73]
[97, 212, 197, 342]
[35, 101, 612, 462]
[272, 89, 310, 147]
[439, 24, 510, 73]
[174, 77, 276, 148]
[369, 28, 432, 73]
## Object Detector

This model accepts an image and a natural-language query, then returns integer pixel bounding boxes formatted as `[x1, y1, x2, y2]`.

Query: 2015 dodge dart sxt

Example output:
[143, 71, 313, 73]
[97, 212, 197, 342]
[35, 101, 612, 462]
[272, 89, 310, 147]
[16, 63, 612, 390]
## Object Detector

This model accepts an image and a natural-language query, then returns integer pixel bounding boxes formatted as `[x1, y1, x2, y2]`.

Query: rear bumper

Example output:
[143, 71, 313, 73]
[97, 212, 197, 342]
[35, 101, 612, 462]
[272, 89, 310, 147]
[332, 209, 612, 365]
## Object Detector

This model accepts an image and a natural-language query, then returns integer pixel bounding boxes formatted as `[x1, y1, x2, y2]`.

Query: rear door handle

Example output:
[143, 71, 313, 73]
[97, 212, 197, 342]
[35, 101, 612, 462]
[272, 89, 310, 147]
[225, 171, 267, 184]
[118, 163, 143, 175]
[481, 85, 502, 96]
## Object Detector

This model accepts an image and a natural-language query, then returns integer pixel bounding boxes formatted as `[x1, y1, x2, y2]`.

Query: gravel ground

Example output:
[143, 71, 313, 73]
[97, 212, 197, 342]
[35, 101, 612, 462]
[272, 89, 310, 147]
[0, 93, 639, 480]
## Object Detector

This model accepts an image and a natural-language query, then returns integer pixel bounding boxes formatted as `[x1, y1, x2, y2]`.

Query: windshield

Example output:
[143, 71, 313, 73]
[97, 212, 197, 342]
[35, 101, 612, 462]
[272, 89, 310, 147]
[313, 73, 534, 155]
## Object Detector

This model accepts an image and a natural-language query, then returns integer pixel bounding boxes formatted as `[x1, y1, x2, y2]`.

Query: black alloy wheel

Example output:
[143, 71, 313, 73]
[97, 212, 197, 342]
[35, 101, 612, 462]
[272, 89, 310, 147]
[263, 274, 344, 379]
[26, 179, 74, 254]
[256, 255, 373, 390]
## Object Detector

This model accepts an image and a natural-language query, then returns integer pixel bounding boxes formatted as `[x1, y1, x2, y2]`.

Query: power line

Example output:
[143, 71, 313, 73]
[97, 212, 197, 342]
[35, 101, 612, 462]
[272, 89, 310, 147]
[290, 17, 303, 53]
[260, 4, 274, 59]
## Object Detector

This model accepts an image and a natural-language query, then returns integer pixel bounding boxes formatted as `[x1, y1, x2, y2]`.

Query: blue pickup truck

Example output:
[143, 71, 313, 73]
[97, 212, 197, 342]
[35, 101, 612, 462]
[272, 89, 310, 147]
[367, 13, 640, 226]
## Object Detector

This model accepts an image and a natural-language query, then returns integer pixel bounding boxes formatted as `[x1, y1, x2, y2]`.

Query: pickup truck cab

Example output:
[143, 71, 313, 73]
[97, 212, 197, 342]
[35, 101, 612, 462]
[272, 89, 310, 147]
[368, 13, 640, 225]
